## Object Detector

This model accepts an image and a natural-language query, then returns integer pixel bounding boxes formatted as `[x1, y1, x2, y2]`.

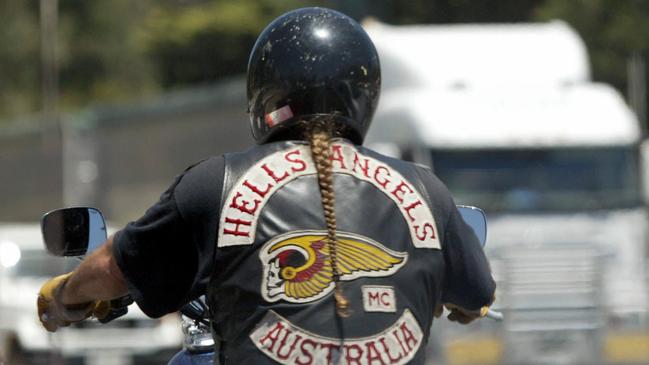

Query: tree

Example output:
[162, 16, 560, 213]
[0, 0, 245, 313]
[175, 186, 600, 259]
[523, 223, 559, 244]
[2, 0, 646, 125]
[0, 1, 159, 122]
[58, 0, 157, 107]
[0, 2, 40, 119]
[535, 0, 649, 124]
[138, 0, 321, 88]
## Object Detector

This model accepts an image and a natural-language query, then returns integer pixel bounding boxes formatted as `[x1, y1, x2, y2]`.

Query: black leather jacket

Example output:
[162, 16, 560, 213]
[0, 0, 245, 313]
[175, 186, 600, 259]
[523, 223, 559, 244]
[196, 139, 496, 364]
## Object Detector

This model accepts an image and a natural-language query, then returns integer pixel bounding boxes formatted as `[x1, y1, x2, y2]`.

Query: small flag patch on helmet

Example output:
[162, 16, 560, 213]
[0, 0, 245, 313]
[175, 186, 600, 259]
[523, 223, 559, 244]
[265, 105, 293, 127]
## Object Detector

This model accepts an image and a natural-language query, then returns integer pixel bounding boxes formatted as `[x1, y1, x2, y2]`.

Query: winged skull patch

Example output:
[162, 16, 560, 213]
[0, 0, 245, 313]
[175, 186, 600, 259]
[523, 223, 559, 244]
[260, 230, 408, 303]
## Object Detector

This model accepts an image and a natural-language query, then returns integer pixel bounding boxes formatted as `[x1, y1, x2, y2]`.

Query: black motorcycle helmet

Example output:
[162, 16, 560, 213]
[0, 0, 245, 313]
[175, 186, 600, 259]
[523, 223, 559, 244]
[247, 7, 381, 144]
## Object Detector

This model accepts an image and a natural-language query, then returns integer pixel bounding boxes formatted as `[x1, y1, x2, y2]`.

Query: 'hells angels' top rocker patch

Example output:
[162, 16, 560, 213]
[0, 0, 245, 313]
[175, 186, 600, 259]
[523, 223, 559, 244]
[218, 142, 440, 250]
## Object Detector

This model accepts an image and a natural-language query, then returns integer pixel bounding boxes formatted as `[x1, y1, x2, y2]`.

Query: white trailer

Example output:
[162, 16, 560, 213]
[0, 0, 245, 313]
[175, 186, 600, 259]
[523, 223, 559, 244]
[365, 21, 649, 364]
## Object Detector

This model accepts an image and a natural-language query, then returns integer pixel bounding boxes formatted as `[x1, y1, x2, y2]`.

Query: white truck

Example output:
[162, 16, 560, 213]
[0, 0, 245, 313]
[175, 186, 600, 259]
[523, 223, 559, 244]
[364, 21, 649, 363]
[0, 223, 182, 364]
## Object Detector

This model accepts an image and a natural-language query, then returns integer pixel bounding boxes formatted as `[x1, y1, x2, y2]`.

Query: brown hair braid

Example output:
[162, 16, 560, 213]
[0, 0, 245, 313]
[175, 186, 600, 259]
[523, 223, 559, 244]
[307, 120, 350, 317]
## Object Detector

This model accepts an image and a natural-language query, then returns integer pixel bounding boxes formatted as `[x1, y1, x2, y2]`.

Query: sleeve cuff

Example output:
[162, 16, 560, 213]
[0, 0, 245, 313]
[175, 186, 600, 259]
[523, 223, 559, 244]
[112, 229, 166, 318]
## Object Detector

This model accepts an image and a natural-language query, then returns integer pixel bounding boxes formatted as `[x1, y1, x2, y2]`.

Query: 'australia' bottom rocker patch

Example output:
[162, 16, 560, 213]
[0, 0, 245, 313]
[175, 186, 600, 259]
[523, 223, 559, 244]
[250, 309, 423, 365]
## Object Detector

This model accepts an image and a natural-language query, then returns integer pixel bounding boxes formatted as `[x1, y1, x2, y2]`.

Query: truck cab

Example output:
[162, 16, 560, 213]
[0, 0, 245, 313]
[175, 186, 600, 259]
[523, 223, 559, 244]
[365, 20, 649, 362]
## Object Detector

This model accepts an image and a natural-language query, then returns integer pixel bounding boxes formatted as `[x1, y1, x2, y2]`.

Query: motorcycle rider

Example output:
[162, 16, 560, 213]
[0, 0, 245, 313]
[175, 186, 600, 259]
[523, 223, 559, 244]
[38, 7, 495, 364]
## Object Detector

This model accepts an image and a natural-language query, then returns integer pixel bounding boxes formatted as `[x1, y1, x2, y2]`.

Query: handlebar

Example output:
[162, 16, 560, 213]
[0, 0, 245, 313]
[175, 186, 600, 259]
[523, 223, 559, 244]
[98, 295, 134, 324]
[486, 309, 504, 321]
[180, 297, 210, 327]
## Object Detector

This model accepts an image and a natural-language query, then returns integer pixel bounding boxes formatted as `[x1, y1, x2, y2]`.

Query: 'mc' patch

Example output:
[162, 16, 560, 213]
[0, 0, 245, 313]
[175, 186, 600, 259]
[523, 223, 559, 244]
[362, 285, 397, 313]
[218, 142, 440, 249]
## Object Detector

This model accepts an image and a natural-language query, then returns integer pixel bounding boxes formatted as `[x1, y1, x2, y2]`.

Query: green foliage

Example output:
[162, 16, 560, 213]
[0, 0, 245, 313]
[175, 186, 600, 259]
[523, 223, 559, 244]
[0, 2, 41, 119]
[0, 0, 159, 121]
[0, 0, 647, 124]
[57, 0, 158, 108]
[138, 0, 321, 87]
[535, 0, 649, 95]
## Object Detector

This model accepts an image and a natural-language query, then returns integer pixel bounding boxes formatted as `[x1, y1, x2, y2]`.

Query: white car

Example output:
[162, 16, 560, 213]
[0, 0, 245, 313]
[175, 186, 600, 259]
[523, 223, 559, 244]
[0, 223, 182, 364]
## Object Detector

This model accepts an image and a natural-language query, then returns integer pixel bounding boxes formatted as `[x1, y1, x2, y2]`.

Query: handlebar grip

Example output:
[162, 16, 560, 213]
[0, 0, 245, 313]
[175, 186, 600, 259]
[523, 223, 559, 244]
[112, 295, 134, 307]
[98, 306, 128, 324]
[98, 295, 133, 324]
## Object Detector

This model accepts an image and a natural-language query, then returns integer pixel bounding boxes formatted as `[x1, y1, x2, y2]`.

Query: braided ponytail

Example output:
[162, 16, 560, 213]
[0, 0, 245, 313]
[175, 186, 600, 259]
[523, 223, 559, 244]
[307, 120, 350, 317]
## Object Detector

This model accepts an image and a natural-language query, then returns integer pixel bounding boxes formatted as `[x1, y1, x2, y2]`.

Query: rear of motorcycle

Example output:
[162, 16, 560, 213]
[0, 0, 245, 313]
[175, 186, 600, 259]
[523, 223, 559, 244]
[40, 207, 215, 365]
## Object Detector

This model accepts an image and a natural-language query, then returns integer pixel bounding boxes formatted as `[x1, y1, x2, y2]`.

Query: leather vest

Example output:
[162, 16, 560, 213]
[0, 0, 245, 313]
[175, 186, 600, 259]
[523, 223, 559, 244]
[207, 140, 446, 364]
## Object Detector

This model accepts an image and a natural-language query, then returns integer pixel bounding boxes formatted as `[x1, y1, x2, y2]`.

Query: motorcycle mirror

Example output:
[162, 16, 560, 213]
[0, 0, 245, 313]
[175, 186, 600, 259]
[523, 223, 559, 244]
[41, 207, 108, 256]
[457, 205, 487, 247]
[457, 205, 503, 321]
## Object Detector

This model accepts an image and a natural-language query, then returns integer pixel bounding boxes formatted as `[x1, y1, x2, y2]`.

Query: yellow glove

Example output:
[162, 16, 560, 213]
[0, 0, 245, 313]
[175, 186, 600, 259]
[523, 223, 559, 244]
[37, 273, 111, 332]
[92, 300, 112, 320]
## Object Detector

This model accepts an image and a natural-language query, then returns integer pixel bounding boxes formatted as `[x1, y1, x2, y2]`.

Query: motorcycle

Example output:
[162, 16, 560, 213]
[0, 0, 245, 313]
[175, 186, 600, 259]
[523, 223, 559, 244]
[39, 205, 500, 365]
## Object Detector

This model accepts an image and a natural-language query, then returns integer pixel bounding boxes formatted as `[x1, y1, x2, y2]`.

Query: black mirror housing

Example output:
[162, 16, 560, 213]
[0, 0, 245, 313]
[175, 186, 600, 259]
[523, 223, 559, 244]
[457, 205, 487, 247]
[41, 207, 107, 257]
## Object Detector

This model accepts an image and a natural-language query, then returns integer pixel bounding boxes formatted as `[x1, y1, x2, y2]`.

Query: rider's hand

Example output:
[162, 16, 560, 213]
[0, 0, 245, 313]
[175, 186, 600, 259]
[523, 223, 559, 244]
[442, 303, 489, 324]
[435, 296, 495, 325]
[37, 273, 110, 332]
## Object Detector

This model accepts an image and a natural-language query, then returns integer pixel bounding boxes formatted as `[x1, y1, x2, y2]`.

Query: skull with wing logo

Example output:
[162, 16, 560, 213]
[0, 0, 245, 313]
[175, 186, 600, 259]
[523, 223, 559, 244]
[260, 231, 408, 303]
